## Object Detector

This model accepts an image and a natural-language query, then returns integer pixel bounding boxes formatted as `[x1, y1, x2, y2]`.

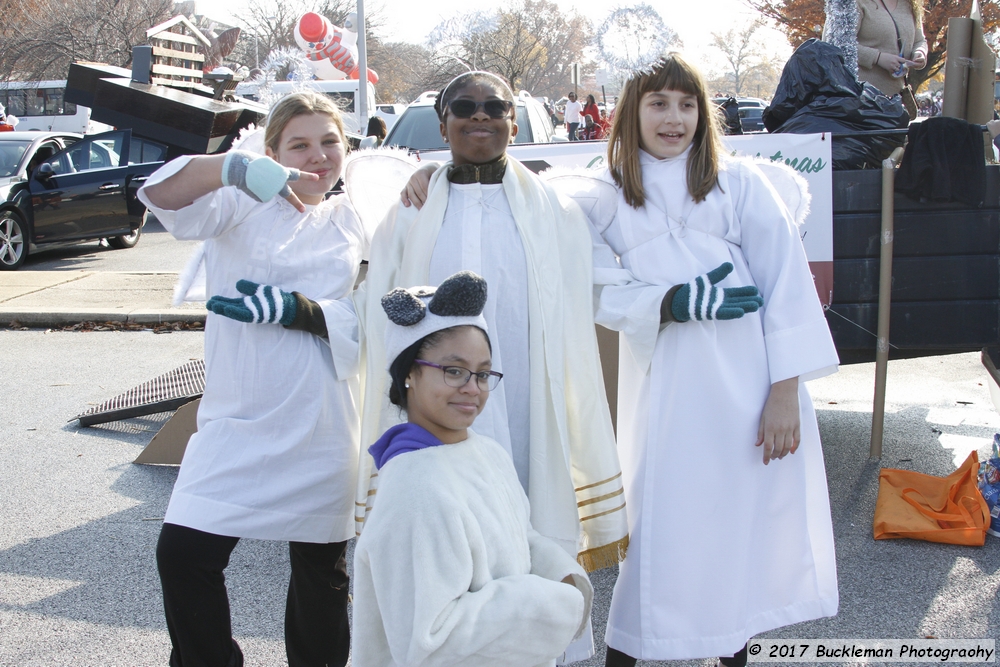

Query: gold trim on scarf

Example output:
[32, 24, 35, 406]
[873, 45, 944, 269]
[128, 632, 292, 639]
[575, 471, 622, 493]
[577, 487, 624, 508]
[581, 501, 627, 522]
[577, 535, 629, 572]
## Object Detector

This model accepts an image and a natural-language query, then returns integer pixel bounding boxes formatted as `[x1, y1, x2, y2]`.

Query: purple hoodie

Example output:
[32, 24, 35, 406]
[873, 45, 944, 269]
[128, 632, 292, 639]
[368, 422, 444, 469]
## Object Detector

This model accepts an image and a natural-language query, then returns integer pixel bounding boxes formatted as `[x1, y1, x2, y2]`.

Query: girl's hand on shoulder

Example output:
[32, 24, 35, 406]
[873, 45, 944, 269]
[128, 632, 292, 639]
[756, 377, 800, 465]
[401, 163, 437, 209]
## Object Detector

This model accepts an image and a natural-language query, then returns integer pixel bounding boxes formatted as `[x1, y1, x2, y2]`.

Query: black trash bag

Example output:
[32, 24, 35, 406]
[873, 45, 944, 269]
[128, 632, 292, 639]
[764, 38, 909, 169]
[763, 39, 864, 131]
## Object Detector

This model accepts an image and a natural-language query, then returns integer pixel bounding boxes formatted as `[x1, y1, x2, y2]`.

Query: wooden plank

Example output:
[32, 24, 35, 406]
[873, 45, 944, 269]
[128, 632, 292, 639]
[90, 78, 265, 154]
[150, 77, 202, 89]
[833, 255, 1000, 303]
[151, 31, 199, 46]
[152, 63, 203, 78]
[834, 211, 1000, 259]
[826, 301, 999, 352]
[152, 45, 205, 62]
[833, 165, 1000, 213]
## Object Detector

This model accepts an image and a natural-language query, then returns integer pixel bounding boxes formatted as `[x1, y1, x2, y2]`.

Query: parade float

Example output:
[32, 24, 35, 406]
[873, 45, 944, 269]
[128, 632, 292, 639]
[65, 10, 381, 156]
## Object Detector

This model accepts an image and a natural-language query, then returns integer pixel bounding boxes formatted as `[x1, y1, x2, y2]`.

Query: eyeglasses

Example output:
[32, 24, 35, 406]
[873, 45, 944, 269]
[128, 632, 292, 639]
[446, 99, 514, 119]
[415, 359, 503, 390]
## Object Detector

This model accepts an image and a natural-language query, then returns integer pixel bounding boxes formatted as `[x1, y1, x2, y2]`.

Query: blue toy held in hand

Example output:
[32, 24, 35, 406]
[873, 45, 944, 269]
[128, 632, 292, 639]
[207, 280, 297, 326]
[671, 262, 763, 322]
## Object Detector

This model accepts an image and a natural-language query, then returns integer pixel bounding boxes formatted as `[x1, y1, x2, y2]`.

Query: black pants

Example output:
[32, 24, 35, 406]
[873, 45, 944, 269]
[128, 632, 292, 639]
[156, 523, 350, 667]
[606, 643, 747, 667]
[568, 122, 580, 141]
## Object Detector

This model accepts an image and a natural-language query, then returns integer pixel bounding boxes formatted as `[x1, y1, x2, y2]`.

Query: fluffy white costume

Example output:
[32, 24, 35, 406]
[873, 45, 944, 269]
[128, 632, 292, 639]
[353, 430, 593, 667]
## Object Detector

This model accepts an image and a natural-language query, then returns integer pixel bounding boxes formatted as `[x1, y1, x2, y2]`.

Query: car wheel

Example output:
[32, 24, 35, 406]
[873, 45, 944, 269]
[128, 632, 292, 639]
[0, 210, 28, 271]
[107, 211, 144, 250]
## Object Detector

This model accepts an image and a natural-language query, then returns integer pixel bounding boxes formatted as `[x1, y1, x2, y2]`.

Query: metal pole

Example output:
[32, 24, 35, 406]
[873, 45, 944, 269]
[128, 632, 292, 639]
[870, 145, 906, 460]
[356, 0, 369, 128]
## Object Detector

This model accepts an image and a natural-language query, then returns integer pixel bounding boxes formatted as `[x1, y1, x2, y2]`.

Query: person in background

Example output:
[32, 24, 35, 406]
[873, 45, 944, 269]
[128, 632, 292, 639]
[138, 91, 365, 667]
[987, 119, 1000, 157]
[598, 108, 612, 135]
[367, 115, 387, 147]
[579, 114, 603, 140]
[353, 271, 593, 667]
[0, 104, 17, 131]
[581, 94, 600, 129]
[825, 0, 927, 95]
[564, 91, 583, 141]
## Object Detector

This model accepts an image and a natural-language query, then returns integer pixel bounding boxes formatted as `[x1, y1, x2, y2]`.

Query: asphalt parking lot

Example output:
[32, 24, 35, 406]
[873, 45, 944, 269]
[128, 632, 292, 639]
[1, 329, 997, 666]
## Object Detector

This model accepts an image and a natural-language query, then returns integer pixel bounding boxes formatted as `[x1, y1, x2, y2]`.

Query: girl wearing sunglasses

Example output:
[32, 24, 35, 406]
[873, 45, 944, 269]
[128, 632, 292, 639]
[353, 271, 593, 667]
[355, 71, 627, 664]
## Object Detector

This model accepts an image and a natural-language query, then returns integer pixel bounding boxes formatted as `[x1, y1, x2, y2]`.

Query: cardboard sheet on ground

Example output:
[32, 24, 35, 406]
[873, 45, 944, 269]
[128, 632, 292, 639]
[134, 398, 199, 465]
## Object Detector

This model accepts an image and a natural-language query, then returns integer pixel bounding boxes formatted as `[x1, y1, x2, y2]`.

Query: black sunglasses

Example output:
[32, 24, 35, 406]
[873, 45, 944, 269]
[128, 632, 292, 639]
[447, 99, 514, 119]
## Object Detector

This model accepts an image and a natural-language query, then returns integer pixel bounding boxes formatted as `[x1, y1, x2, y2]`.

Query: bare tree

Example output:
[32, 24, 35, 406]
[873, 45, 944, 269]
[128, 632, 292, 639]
[367, 41, 459, 103]
[426, 0, 593, 100]
[0, 0, 173, 80]
[710, 19, 767, 97]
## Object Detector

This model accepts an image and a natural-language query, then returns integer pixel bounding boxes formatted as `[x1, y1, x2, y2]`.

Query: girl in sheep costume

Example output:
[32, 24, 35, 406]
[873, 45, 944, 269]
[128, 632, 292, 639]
[353, 271, 593, 667]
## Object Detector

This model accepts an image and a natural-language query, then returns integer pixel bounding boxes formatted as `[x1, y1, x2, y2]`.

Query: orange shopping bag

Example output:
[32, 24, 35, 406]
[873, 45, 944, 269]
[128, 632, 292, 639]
[874, 451, 990, 546]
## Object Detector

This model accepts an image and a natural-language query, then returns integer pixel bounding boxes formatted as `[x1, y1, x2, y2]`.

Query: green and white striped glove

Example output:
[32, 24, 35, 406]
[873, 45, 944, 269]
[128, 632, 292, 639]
[206, 279, 297, 326]
[221, 150, 301, 202]
[672, 262, 763, 322]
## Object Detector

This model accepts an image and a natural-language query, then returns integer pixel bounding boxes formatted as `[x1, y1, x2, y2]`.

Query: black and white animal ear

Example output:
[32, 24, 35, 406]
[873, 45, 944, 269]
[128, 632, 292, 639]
[381, 288, 427, 326]
[428, 271, 488, 317]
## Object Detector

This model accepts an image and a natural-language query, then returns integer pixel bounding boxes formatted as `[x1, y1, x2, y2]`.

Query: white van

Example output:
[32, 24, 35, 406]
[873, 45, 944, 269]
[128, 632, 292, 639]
[234, 79, 376, 135]
[0, 80, 111, 134]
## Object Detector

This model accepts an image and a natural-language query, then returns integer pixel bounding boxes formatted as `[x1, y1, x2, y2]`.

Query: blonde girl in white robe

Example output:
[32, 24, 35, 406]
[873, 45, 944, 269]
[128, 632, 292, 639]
[355, 71, 629, 664]
[138, 92, 365, 667]
[594, 54, 841, 667]
[353, 272, 593, 667]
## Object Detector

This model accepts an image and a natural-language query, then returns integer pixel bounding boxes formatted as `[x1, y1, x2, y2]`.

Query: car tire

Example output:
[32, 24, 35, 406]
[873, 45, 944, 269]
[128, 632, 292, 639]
[0, 210, 28, 271]
[107, 211, 144, 250]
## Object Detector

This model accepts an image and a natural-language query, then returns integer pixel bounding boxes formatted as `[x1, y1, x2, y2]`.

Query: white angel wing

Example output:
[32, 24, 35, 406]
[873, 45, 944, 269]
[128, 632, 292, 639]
[344, 148, 421, 240]
[541, 168, 619, 232]
[173, 242, 207, 305]
[752, 159, 812, 226]
[230, 124, 266, 155]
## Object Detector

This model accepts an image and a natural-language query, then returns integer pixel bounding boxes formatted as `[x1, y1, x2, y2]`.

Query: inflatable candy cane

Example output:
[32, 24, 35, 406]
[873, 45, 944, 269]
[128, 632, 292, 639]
[294, 12, 379, 83]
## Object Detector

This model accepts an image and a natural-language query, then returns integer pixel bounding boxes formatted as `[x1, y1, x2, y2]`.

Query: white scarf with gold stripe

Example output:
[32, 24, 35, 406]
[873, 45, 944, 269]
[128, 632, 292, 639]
[352, 156, 628, 571]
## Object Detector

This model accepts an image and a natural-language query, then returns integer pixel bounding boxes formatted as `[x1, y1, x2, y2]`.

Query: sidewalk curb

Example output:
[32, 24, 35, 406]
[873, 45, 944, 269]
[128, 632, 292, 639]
[0, 310, 206, 328]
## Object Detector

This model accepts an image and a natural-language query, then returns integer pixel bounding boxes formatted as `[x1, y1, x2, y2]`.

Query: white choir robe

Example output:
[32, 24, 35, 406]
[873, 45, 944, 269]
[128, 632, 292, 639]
[429, 182, 532, 488]
[138, 156, 366, 543]
[593, 149, 840, 660]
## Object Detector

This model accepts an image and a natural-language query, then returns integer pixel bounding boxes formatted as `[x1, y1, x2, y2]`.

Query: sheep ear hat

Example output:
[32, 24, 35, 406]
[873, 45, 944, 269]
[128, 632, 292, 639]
[382, 271, 489, 369]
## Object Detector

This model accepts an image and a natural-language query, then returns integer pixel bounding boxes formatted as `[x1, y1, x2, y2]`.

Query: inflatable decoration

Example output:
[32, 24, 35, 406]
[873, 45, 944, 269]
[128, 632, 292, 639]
[294, 12, 379, 83]
[596, 5, 680, 75]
